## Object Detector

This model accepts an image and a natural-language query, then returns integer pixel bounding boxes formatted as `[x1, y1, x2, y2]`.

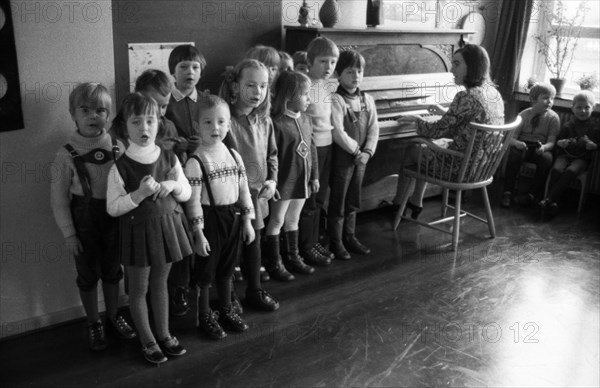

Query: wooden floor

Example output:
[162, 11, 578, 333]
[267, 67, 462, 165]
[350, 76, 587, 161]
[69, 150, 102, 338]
[2, 182, 599, 388]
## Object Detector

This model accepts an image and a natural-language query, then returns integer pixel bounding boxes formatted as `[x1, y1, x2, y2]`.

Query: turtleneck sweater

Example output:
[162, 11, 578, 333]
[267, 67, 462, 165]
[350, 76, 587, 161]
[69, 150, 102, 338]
[106, 143, 191, 217]
[50, 129, 124, 238]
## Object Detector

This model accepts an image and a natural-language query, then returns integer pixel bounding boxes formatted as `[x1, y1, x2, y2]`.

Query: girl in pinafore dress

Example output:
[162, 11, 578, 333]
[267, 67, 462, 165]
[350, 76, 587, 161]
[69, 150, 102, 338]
[264, 70, 321, 280]
[107, 93, 192, 365]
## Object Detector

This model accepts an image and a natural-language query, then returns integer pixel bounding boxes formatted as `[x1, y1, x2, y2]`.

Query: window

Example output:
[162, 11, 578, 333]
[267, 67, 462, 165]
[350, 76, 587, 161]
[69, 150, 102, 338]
[519, 0, 600, 98]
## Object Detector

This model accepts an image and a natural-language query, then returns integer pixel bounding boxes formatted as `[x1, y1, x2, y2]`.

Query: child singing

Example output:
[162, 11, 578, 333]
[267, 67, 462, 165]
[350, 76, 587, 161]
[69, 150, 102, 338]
[219, 59, 280, 311]
[107, 93, 192, 364]
[264, 70, 322, 280]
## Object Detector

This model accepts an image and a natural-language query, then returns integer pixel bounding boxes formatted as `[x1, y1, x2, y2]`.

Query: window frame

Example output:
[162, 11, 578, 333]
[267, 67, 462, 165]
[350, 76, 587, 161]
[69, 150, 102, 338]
[519, 0, 600, 100]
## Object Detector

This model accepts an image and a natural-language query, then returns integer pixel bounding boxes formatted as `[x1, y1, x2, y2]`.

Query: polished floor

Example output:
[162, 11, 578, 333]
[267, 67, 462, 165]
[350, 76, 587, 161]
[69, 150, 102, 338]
[2, 182, 599, 388]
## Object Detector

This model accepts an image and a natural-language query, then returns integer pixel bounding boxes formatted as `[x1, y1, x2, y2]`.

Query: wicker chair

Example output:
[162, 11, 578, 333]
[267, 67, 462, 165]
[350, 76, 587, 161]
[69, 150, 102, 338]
[392, 116, 522, 251]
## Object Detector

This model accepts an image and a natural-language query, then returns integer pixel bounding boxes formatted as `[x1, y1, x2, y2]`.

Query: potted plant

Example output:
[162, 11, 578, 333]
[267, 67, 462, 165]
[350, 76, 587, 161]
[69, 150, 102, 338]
[533, 0, 588, 94]
[576, 73, 599, 91]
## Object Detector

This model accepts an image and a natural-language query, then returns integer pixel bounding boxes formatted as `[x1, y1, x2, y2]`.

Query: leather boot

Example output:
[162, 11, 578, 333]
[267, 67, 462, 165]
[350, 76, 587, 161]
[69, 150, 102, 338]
[283, 230, 315, 274]
[328, 216, 351, 260]
[263, 234, 295, 281]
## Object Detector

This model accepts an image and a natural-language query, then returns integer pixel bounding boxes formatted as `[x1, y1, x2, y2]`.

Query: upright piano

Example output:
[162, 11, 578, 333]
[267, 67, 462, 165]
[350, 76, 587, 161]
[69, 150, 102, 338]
[285, 26, 472, 210]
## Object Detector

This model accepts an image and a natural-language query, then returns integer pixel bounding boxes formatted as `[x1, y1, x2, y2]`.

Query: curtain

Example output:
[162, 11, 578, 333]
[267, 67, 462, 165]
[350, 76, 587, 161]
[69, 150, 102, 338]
[490, 0, 535, 100]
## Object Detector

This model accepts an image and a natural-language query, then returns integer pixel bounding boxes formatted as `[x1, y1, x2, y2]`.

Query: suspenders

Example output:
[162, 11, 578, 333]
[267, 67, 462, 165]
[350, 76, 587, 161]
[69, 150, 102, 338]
[189, 147, 239, 207]
[64, 138, 119, 201]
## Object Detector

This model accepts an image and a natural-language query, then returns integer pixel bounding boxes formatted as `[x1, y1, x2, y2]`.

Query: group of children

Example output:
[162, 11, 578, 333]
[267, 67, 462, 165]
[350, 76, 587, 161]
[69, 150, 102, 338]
[501, 83, 598, 220]
[50, 37, 380, 364]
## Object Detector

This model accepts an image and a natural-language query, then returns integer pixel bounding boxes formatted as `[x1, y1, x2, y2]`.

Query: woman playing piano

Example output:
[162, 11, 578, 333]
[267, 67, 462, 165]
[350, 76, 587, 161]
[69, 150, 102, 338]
[392, 44, 505, 218]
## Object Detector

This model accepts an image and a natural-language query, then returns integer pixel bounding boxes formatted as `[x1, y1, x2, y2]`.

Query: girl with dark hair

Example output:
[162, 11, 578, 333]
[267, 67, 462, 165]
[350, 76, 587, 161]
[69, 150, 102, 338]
[392, 44, 505, 217]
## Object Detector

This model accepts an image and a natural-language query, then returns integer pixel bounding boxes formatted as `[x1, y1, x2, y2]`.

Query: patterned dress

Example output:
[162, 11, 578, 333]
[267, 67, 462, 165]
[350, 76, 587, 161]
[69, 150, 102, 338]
[416, 82, 505, 180]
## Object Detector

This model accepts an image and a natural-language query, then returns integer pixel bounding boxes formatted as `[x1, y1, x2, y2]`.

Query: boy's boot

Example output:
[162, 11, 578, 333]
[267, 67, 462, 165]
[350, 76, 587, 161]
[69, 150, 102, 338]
[282, 230, 315, 274]
[263, 234, 295, 281]
[328, 218, 351, 261]
[344, 234, 371, 255]
[342, 212, 370, 255]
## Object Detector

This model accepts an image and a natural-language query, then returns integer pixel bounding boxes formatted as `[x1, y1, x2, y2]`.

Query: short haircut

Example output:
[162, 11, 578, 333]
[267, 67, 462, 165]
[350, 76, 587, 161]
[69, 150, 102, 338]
[271, 70, 311, 118]
[218, 59, 271, 120]
[245, 45, 280, 69]
[69, 82, 112, 117]
[168, 44, 207, 75]
[573, 90, 596, 106]
[306, 37, 339, 65]
[198, 94, 230, 120]
[292, 51, 308, 66]
[134, 69, 172, 97]
[453, 44, 491, 88]
[529, 82, 556, 101]
[335, 50, 366, 75]
[111, 93, 159, 140]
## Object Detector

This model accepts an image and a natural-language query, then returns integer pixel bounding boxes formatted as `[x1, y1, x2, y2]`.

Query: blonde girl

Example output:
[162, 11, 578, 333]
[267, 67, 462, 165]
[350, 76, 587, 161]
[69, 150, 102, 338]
[218, 59, 280, 311]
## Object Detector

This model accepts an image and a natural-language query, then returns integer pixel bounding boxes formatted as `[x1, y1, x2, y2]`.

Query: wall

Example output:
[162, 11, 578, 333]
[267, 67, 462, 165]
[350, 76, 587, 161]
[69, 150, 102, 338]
[112, 0, 282, 104]
[0, 0, 283, 339]
[1, 0, 116, 338]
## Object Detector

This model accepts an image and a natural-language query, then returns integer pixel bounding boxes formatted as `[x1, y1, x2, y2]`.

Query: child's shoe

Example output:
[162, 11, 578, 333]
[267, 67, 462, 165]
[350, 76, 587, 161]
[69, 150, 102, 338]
[87, 320, 108, 351]
[219, 307, 249, 332]
[314, 242, 335, 260]
[142, 341, 167, 364]
[301, 246, 331, 266]
[260, 266, 270, 282]
[159, 335, 186, 357]
[330, 241, 351, 261]
[198, 311, 227, 340]
[231, 290, 243, 315]
[344, 235, 371, 255]
[170, 287, 190, 317]
[107, 314, 137, 340]
[246, 288, 280, 311]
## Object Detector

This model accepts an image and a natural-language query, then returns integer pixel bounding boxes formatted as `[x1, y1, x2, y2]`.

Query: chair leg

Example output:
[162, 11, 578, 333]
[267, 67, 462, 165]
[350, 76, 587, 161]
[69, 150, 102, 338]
[544, 170, 551, 199]
[441, 189, 449, 218]
[481, 187, 496, 238]
[577, 174, 587, 213]
[393, 189, 410, 231]
[452, 190, 462, 251]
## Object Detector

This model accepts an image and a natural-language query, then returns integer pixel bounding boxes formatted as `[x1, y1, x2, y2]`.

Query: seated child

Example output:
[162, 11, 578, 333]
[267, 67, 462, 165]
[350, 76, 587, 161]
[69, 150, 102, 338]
[329, 50, 379, 256]
[539, 90, 599, 218]
[184, 95, 255, 340]
[50, 82, 136, 351]
[502, 82, 560, 208]
[292, 51, 309, 74]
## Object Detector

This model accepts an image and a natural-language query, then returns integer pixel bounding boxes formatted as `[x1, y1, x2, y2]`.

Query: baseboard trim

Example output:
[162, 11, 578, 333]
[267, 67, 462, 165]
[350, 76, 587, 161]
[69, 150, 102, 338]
[0, 295, 130, 341]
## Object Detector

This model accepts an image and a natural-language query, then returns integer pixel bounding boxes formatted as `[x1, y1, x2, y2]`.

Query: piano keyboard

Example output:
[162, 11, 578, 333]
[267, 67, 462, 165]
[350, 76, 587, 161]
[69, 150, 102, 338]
[378, 109, 442, 139]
